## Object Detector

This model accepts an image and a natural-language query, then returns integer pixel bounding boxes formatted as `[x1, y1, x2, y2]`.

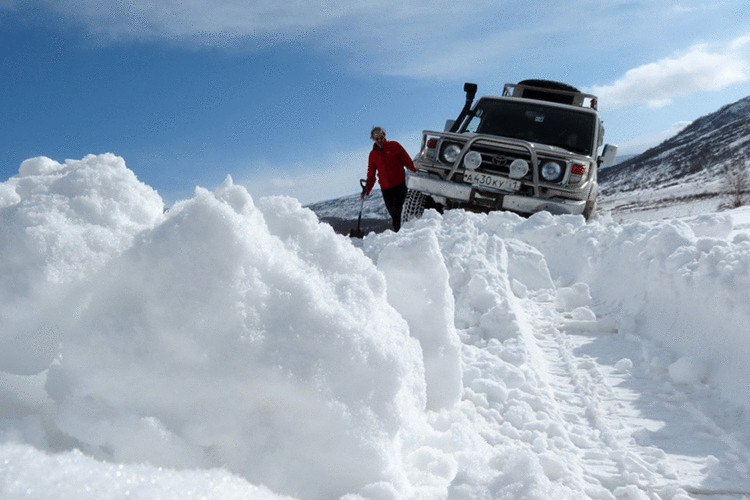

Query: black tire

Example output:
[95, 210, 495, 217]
[582, 198, 597, 220]
[401, 190, 426, 225]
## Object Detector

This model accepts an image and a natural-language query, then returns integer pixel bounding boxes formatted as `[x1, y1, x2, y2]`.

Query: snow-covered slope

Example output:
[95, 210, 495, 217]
[599, 96, 750, 219]
[306, 188, 389, 219]
[2, 154, 750, 499]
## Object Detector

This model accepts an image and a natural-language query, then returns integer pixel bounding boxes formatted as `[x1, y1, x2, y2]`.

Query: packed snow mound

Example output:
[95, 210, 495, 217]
[2, 154, 750, 498]
[45, 176, 428, 498]
[372, 226, 463, 410]
[508, 210, 750, 410]
[0, 154, 163, 374]
[0, 442, 290, 500]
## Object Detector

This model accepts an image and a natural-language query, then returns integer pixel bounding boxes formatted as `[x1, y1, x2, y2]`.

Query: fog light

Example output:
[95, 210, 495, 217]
[464, 151, 482, 170]
[509, 159, 529, 179]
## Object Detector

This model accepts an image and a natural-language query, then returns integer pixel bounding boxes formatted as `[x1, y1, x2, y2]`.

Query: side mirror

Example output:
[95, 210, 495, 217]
[600, 144, 617, 166]
[444, 119, 455, 132]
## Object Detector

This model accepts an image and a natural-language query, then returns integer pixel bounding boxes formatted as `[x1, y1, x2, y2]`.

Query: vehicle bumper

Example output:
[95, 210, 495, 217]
[502, 194, 585, 215]
[407, 174, 587, 216]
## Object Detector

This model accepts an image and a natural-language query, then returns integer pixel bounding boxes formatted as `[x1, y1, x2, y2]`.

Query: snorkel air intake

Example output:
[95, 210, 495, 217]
[449, 82, 478, 133]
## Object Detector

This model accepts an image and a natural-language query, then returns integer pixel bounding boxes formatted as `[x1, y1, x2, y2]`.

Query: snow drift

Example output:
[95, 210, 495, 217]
[0, 154, 163, 374]
[1, 154, 750, 499]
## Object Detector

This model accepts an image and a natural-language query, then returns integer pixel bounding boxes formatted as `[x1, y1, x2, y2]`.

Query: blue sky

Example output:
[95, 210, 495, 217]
[1, 1, 749, 205]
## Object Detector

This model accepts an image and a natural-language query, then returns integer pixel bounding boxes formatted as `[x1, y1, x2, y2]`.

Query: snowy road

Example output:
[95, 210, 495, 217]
[527, 292, 750, 498]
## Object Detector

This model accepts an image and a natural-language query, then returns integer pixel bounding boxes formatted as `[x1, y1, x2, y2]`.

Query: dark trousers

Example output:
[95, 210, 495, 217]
[381, 182, 407, 232]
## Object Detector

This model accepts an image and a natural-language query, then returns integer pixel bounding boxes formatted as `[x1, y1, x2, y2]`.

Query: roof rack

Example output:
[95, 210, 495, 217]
[503, 82, 598, 110]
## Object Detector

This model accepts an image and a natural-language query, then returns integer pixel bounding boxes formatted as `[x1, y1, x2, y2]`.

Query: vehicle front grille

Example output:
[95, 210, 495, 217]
[472, 146, 533, 180]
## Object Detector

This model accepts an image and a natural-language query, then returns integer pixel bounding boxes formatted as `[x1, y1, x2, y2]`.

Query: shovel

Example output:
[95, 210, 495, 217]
[348, 179, 368, 238]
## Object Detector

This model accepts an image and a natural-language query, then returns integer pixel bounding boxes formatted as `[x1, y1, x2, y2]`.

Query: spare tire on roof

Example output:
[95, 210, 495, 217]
[517, 79, 579, 105]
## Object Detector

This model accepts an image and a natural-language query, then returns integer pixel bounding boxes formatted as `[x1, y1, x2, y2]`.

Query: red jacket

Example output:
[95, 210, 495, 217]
[365, 139, 416, 195]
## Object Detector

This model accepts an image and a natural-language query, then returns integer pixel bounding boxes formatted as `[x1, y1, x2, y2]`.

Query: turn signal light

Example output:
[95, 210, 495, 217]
[571, 164, 586, 176]
[424, 137, 439, 160]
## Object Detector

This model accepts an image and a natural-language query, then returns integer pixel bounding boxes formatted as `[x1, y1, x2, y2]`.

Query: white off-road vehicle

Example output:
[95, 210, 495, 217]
[403, 80, 617, 222]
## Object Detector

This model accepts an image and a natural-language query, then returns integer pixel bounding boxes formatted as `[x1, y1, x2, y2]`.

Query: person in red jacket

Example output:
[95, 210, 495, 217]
[362, 127, 417, 231]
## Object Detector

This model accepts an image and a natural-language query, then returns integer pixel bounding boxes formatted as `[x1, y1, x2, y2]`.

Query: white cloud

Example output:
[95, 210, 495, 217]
[588, 36, 750, 109]
[382, 29, 528, 80]
[17, 1, 750, 91]
[731, 34, 750, 50]
[43, 0, 365, 39]
[36, 0, 493, 44]
[21, 0, 744, 89]
[671, 4, 696, 14]
[27, 0, 518, 78]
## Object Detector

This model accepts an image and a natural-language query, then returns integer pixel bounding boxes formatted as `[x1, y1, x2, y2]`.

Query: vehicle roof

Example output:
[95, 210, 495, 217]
[503, 81, 598, 109]
[474, 95, 601, 116]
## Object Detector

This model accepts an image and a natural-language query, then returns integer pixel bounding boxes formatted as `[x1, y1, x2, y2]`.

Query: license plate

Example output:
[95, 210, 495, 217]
[463, 171, 520, 192]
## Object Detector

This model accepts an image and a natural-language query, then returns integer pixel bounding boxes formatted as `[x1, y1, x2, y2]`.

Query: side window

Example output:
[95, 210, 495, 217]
[466, 116, 481, 133]
[465, 109, 483, 133]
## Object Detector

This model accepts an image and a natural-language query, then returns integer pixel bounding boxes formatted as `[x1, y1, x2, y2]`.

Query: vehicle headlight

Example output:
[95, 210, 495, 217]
[509, 159, 529, 179]
[541, 161, 563, 181]
[463, 151, 482, 170]
[441, 143, 462, 164]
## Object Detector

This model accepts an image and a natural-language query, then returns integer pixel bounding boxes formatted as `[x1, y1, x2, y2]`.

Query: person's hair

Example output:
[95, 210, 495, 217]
[370, 126, 385, 139]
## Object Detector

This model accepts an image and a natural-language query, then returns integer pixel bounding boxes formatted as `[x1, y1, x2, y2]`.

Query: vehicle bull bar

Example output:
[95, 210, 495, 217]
[406, 174, 587, 216]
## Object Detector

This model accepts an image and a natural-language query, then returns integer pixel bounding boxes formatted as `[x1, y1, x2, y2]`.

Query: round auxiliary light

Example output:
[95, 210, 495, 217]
[509, 159, 529, 179]
[442, 144, 461, 164]
[463, 151, 482, 170]
[541, 161, 563, 181]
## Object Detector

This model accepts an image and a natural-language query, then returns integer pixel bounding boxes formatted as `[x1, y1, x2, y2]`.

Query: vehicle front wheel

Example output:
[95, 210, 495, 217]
[582, 198, 597, 220]
[401, 189, 426, 225]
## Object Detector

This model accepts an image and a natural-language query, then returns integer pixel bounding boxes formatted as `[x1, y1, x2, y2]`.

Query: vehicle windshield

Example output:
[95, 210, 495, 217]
[463, 98, 596, 156]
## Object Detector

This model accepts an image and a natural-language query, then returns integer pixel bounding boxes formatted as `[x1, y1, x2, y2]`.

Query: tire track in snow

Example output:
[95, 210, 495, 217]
[521, 291, 750, 499]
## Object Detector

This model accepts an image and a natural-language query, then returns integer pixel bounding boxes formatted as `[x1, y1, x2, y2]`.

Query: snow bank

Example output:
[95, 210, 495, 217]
[385, 207, 750, 414]
[369, 225, 463, 410]
[368, 210, 606, 497]
[0, 155, 431, 499]
[46, 176, 427, 498]
[0, 154, 163, 374]
[513, 211, 750, 410]
[2, 154, 750, 498]
[0, 442, 290, 500]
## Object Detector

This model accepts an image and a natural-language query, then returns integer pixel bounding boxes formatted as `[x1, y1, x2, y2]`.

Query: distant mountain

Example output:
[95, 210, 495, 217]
[306, 189, 388, 219]
[305, 189, 391, 235]
[608, 153, 638, 166]
[600, 96, 750, 196]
